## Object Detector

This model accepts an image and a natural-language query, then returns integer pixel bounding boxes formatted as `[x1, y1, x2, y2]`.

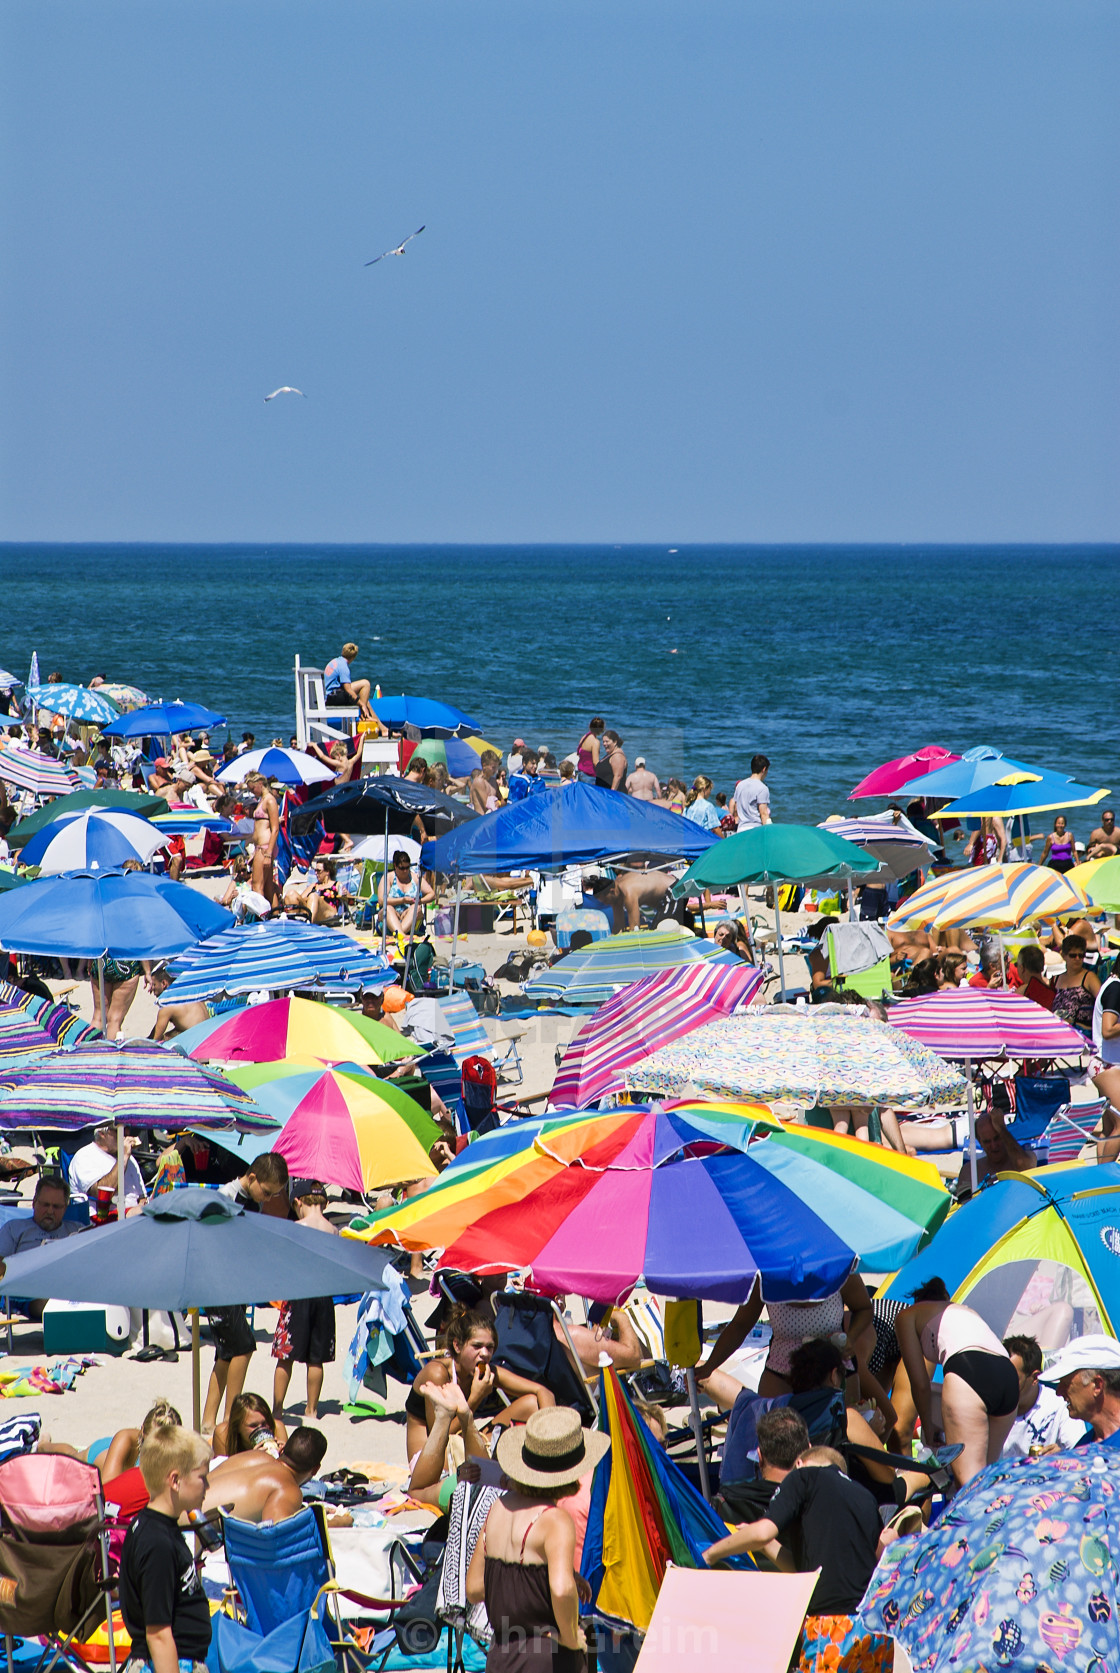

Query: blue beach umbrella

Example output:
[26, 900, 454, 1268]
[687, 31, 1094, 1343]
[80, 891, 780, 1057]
[0, 868, 233, 959]
[936, 768, 1110, 819]
[19, 810, 168, 874]
[901, 744, 1051, 803]
[370, 694, 479, 736]
[25, 683, 119, 725]
[102, 700, 227, 738]
[160, 920, 395, 1004]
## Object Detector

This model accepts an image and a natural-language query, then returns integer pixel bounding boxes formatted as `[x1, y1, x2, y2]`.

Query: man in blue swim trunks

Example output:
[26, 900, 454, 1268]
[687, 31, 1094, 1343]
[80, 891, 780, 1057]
[323, 642, 374, 720]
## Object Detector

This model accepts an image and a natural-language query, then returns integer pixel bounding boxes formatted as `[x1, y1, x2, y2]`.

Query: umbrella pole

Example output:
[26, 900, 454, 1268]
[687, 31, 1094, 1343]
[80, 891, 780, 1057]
[191, 1309, 201, 1431]
[449, 876, 462, 994]
[966, 1060, 978, 1197]
[97, 957, 108, 1038]
[116, 1123, 125, 1222]
[774, 894, 789, 1002]
[997, 932, 1007, 986]
[685, 1367, 711, 1501]
[380, 808, 389, 958]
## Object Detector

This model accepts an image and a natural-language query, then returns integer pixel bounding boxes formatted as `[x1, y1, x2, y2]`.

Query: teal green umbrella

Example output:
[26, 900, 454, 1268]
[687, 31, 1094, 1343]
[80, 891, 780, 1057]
[677, 824, 875, 998]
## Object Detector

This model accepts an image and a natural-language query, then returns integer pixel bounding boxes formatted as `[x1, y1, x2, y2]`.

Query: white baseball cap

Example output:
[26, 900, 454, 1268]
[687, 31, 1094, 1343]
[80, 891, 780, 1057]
[635, 756, 646, 766]
[1039, 1335, 1120, 1383]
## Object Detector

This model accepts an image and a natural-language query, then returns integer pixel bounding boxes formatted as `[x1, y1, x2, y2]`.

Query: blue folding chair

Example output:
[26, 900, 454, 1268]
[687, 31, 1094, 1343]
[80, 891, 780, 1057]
[213, 1505, 421, 1673]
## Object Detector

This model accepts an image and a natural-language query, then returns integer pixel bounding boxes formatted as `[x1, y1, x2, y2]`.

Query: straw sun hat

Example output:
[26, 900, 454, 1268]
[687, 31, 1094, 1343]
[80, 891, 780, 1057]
[495, 1408, 609, 1493]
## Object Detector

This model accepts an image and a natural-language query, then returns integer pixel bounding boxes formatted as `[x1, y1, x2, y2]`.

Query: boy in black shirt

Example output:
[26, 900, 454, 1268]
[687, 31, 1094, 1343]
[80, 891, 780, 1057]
[119, 1425, 212, 1673]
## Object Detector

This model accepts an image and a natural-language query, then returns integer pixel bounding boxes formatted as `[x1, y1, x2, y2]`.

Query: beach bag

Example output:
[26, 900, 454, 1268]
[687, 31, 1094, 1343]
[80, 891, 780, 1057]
[662, 1299, 702, 1368]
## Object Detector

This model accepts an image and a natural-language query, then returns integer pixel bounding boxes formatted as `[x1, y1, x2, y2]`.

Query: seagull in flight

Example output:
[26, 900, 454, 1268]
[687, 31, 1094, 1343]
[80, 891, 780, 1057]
[264, 387, 306, 402]
[365, 226, 425, 266]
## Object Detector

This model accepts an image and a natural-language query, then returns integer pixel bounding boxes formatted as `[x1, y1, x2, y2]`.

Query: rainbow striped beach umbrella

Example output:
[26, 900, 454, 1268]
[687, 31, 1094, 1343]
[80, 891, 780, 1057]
[581, 1368, 755, 1633]
[0, 750, 80, 799]
[887, 862, 1088, 930]
[180, 995, 423, 1067]
[0, 982, 99, 1059]
[0, 1039, 277, 1131]
[887, 989, 1088, 1060]
[550, 961, 765, 1108]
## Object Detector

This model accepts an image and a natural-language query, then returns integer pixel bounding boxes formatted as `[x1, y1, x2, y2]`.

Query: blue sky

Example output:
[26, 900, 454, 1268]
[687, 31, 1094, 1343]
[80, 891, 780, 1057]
[2, 0, 1116, 542]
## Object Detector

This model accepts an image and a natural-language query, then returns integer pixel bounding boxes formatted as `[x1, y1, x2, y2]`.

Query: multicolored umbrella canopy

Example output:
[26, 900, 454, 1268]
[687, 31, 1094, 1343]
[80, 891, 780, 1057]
[887, 862, 1089, 930]
[817, 814, 934, 881]
[677, 822, 875, 891]
[887, 989, 1088, 1059]
[847, 745, 959, 800]
[7, 789, 169, 847]
[551, 961, 765, 1108]
[858, 1448, 1120, 1672]
[346, 1104, 765, 1254]
[627, 1010, 966, 1109]
[0, 982, 99, 1058]
[93, 682, 149, 713]
[0, 1039, 278, 1131]
[215, 746, 334, 787]
[181, 995, 424, 1067]
[0, 750, 80, 798]
[581, 1369, 755, 1633]
[25, 683, 119, 725]
[225, 1061, 439, 1192]
[438, 1104, 859, 1303]
[19, 809, 167, 873]
[1069, 855, 1120, 913]
[936, 767, 1110, 819]
[524, 929, 741, 1007]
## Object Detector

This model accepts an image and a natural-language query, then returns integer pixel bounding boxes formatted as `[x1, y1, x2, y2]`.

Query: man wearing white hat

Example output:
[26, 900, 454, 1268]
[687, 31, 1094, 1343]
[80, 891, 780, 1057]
[1040, 1335, 1120, 1446]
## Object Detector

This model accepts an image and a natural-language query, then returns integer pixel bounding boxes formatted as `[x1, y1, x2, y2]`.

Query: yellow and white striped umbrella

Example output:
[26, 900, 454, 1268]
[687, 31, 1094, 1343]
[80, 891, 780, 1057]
[888, 863, 1089, 931]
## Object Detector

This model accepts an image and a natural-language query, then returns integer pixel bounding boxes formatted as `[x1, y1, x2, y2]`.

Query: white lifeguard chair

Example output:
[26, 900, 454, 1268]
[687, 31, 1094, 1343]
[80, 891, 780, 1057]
[294, 654, 359, 748]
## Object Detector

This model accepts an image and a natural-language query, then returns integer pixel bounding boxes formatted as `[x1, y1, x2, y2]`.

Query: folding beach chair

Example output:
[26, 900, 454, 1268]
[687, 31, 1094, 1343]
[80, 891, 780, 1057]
[0, 1454, 118, 1673]
[492, 1288, 597, 1423]
[215, 1504, 422, 1673]
[1037, 1098, 1110, 1165]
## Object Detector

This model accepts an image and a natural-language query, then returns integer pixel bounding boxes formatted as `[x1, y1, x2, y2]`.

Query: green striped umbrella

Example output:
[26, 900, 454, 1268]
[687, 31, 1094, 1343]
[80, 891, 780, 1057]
[523, 929, 740, 1007]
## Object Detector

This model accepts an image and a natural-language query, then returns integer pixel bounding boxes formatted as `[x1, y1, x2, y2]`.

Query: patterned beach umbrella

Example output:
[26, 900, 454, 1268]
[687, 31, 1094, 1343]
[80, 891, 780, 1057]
[19, 810, 167, 874]
[226, 1062, 440, 1193]
[25, 683, 119, 725]
[161, 921, 394, 1004]
[888, 863, 1089, 931]
[550, 961, 765, 1107]
[626, 1009, 966, 1109]
[847, 745, 960, 800]
[177, 993, 423, 1066]
[887, 989, 1088, 1059]
[858, 1448, 1120, 1672]
[524, 929, 740, 1008]
[0, 1039, 278, 1131]
[94, 683, 148, 713]
[0, 750, 80, 798]
[0, 982, 99, 1059]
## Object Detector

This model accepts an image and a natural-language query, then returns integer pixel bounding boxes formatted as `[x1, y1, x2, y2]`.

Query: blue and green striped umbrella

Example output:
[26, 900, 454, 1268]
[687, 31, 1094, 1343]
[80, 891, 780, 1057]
[523, 929, 740, 1008]
[0, 1039, 278, 1131]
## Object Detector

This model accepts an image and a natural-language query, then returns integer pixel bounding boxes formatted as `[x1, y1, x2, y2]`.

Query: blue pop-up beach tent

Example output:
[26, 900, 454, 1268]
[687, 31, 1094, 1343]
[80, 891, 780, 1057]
[422, 783, 717, 876]
[880, 1163, 1120, 1341]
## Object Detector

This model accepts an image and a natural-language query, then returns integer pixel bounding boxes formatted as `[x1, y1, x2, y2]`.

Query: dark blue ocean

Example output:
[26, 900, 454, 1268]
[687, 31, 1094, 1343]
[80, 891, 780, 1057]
[2, 544, 1117, 832]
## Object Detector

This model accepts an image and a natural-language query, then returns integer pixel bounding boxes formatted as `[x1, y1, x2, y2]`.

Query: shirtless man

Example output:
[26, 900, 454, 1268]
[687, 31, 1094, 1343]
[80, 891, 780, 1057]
[147, 967, 209, 1041]
[469, 753, 502, 815]
[590, 869, 674, 932]
[1088, 810, 1118, 859]
[201, 1427, 327, 1523]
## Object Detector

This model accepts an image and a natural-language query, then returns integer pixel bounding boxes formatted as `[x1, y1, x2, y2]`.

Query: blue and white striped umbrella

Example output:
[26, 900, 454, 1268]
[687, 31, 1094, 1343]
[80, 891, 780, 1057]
[160, 921, 395, 1003]
[19, 810, 168, 874]
[216, 746, 334, 787]
[25, 683, 119, 725]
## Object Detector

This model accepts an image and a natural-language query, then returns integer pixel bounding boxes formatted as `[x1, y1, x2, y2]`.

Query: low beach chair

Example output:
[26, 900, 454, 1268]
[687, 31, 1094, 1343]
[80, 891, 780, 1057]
[1037, 1097, 1110, 1165]
[0, 1454, 118, 1673]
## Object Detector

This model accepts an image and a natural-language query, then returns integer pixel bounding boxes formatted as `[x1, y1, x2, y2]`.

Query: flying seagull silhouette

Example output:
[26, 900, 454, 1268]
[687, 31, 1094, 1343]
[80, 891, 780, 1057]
[365, 226, 425, 266]
[264, 387, 306, 402]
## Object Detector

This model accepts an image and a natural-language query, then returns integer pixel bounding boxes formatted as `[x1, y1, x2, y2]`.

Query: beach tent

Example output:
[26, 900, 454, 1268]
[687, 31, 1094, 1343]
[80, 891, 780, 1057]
[421, 783, 716, 876]
[880, 1163, 1120, 1344]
